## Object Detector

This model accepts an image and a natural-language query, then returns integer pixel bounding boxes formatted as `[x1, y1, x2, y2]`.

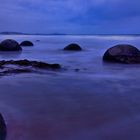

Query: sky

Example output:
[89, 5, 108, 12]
[0, 0, 140, 34]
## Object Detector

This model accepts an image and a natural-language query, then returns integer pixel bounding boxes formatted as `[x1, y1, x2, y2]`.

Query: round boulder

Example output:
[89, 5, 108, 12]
[0, 39, 22, 51]
[20, 41, 34, 46]
[64, 43, 82, 51]
[103, 44, 140, 64]
[0, 113, 7, 140]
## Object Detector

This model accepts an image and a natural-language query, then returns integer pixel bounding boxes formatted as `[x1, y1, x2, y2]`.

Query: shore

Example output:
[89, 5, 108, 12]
[0, 35, 140, 139]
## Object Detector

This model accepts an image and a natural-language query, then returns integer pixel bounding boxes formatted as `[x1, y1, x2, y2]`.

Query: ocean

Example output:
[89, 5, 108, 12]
[0, 35, 140, 140]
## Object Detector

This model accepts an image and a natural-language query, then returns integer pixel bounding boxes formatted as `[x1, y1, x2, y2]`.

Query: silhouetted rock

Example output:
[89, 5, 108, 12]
[64, 43, 82, 51]
[50, 64, 61, 69]
[0, 113, 7, 140]
[20, 41, 34, 46]
[103, 44, 140, 64]
[0, 59, 61, 69]
[0, 39, 22, 51]
[0, 59, 61, 75]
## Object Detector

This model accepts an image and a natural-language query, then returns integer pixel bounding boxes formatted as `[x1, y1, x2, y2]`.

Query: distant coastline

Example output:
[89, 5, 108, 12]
[0, 32, 67, 36]
[0, 32, 140, 36]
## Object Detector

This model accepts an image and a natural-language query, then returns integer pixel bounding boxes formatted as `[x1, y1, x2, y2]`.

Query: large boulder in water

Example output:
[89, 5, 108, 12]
[103, 44, 140, 64]
[64, 43, 82, 51]
[0, 113, 6, 140]
[0, 39, 22, 51]
[20, 41, 34, 46]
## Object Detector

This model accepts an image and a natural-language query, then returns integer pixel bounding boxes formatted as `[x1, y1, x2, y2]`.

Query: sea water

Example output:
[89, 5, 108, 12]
[0, 35, 140, 140]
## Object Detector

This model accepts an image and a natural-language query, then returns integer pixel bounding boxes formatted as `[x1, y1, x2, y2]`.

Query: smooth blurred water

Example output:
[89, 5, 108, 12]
[0, 35, 140, 140]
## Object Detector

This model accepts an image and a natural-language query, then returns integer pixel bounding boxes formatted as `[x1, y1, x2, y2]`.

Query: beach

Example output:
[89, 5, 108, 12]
[0, 35, 140, 140]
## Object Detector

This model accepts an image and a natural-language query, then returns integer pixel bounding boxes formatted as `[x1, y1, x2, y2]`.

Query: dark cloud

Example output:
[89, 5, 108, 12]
[0, 0, 140, 34]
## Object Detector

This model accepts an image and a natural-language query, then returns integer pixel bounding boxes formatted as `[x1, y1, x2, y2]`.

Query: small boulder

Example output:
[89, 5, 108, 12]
[20, 41, 34, 46]
[103, 44, 140, 64]
[64, 43, 82, 51]
[0, 113, 7, 140]
[0, 39, 22, 51]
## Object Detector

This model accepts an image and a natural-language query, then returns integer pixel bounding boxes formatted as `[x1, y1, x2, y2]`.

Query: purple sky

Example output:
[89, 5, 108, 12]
[0, 0, 140, 34]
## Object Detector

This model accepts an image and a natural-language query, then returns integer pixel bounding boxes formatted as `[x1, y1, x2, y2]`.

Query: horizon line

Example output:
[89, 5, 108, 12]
[1, 32, 140, 36]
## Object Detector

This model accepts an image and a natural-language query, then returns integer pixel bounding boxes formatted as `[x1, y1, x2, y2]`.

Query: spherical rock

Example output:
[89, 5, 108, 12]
[0, 113, 7, 140]
[20, 41, 34, 46]
[64, 43, 82, 51]
[0, 39, 22, 51]
[103, 44, 140, 64]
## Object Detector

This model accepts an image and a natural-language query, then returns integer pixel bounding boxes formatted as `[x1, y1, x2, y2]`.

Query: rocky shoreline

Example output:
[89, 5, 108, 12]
[1, 38, 140, 139]
[0, 59, 61, 76]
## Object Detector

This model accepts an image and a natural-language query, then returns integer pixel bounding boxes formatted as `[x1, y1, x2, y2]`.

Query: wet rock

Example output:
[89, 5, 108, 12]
[0, 59, 61, 69]
[64, 43, 82, 51]
[0, 113, 7, 140]
[0, 59, 61, 75]
[13, 59, 31, 66]
[0, 39, 22, 51]
[50, 64, 61, 69]
[103, 44, 140, 64]
[1, 68, 32, 75]
[20, 41, 34, 46]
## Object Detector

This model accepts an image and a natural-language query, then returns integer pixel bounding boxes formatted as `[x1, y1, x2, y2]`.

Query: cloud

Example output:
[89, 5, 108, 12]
[0, 0, 139, 34]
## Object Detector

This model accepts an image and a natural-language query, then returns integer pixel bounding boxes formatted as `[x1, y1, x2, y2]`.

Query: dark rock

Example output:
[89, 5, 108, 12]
[20, 41, 34, 46]
[2, 68, 32, 75]
[7, 60, 60, 69]
[103, 44, 140, 64]
[0, 59, 61, 69]
[32, 61, 50, 68]
[0, 59, 61, 75]
[12, 59, 31, 66]
[0, 113, 7, 140]
[0, 39, 22, 51]
[64, 43, 82, 51]
[50, 64, 61, 69]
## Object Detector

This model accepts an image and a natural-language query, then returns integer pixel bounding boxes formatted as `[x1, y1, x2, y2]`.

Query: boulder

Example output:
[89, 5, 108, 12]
[0, 39, 22, 51]
[103, 44, 140, 64]
[0, 113, 6, 140]
[64, 43, 82, 51]
[20, 41, 34, 46]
